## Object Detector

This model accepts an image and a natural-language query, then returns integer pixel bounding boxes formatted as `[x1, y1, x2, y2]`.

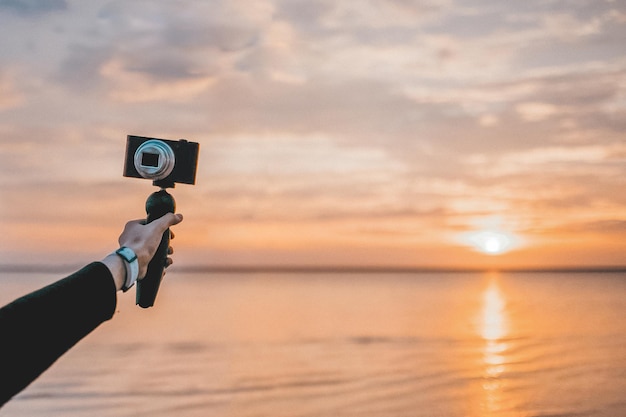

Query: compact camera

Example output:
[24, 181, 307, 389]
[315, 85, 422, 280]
[123, 135, 199, 188]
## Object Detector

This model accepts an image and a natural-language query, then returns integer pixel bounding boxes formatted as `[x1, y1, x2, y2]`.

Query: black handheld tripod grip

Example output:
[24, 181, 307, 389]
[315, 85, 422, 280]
[136, 189, 176, 308]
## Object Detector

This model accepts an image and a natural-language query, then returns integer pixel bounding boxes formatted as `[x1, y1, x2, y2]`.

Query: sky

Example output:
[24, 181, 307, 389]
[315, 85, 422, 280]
[0, 0, 625, 270]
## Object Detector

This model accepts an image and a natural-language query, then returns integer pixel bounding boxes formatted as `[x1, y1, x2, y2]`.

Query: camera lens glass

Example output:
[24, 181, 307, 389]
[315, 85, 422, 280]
[134, 140, 175, 180]
[142, 152, 160, 168]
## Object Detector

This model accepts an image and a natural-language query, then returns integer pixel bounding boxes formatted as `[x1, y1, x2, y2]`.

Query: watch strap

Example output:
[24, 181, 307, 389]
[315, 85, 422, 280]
[115, 246, 139, 292]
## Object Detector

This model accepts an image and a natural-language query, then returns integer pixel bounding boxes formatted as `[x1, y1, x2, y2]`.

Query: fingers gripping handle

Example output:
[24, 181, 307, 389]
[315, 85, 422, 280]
[137, 189, 176, 308]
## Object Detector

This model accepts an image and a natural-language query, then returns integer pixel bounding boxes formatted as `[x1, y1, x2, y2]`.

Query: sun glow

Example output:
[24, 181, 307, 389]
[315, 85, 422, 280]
[463, 230, 517, 255]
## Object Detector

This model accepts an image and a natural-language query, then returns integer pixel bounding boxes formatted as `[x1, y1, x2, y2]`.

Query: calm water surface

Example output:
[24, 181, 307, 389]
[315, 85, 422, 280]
[1, 271, 625, 416]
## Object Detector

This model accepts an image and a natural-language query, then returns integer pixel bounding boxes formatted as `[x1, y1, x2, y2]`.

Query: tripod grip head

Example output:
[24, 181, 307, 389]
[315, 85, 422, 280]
[137, 189, 176, 308]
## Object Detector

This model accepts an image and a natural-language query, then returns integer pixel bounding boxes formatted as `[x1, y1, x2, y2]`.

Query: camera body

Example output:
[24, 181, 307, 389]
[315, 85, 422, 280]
[123, 135, 199, 188]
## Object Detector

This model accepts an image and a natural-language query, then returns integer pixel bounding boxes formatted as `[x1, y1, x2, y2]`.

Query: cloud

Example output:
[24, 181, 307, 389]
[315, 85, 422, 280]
[515, 102, 558, 122]
[198, 133, 411, 222]
[571, 219, 626, 234]
[319, 0, 449, 30]
[0, 0, 66, 16]
[466, 143, 626, 177]
[52, 1, 259, 94]
[0, 71, 23, 110]
[100, 59, 216, 103]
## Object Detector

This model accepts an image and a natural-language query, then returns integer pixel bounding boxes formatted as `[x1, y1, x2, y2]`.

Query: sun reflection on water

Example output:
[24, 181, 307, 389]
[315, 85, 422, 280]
[479, 275, 510, 414]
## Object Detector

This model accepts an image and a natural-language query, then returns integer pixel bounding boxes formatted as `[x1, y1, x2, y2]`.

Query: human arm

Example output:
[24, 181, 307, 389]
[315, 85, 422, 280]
[0, 263, 117, 406]
[0, 213, 183, 407]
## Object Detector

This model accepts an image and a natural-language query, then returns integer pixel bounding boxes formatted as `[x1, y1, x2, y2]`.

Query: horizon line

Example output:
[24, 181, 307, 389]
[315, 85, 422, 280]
[1, 263, 626, 274]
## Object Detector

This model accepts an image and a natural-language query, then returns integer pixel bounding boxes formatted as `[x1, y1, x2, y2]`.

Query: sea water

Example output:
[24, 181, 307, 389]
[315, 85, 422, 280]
[1, 271, 625, 417]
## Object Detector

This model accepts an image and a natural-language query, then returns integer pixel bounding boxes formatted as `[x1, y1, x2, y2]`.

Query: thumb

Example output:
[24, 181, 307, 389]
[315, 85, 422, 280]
[151, 213, 183, 234]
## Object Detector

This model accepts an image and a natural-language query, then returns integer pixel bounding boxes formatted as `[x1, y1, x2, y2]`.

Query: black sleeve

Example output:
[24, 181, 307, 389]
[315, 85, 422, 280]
[0, 262, 117, 407]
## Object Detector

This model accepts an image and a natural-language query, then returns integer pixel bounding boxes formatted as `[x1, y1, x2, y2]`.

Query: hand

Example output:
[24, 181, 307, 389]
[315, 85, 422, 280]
[118, 213, 184, 279]
[102, 213, 183, 291]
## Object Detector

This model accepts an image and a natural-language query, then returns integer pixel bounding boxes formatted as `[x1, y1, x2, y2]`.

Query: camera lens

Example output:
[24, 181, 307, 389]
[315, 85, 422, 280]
[141, 152, 160, 167]
[134, 140, 175, 180]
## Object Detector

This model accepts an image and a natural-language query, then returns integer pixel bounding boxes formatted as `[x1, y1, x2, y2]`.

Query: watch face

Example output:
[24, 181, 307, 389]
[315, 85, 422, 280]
[117, 247, 137, 262]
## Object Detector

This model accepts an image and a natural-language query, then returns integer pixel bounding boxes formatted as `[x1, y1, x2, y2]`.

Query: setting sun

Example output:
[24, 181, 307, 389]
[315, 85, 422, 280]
[462, 230, 517, 255]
